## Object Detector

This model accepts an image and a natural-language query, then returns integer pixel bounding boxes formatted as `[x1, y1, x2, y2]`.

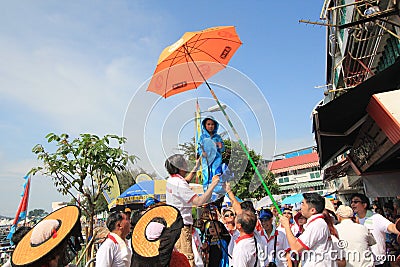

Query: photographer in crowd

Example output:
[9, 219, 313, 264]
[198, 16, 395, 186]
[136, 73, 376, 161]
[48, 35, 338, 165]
[351, 193, 400, 266]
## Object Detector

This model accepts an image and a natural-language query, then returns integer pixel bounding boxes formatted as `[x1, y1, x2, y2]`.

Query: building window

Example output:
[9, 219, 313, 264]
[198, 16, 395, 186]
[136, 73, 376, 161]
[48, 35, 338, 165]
[278, 177, 289, 184]
[339, 0, 346, 40]
[310, 172, 321, 179]
[334, 69, 339, 86]
[377, 35, 400, 73]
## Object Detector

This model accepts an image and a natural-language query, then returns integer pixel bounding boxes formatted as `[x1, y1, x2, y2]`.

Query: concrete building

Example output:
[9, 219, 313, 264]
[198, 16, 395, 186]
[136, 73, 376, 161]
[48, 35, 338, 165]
[313, 0, 400, 200]
[268, 147, 332, 197]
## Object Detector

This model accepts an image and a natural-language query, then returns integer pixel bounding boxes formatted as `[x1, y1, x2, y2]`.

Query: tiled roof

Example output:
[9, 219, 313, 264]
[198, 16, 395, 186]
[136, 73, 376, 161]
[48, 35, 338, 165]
[268, 152, 320, 174]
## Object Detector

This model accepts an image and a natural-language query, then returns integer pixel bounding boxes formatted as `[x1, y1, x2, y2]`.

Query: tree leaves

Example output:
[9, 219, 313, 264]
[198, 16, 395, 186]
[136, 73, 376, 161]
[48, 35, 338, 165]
[30, 132, 137, 248]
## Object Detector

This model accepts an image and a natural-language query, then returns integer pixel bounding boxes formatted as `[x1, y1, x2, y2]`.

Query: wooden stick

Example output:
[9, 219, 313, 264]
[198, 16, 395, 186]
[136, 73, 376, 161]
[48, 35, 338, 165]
[76, 229, 98, 266]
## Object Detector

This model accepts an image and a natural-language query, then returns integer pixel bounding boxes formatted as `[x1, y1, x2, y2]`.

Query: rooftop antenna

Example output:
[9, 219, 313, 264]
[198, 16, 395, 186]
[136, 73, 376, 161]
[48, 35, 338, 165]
[299, 19, 337, 27]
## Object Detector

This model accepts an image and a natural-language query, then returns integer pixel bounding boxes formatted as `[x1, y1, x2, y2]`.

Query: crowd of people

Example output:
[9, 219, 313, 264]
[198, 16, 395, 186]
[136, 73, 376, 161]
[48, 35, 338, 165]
[161, 154, 400, 267]
[5, 153, 400, 267]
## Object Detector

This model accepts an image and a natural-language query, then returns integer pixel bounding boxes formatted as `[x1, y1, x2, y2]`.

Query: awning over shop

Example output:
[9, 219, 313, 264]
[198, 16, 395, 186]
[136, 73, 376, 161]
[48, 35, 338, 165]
[279, 181, 324, 191]
[313, 59, 400, 167]
[346, 89, 400, 174]
[367, 90, 400, 145]
[363, 172, 400, 197]
[323, 158, 350, 181]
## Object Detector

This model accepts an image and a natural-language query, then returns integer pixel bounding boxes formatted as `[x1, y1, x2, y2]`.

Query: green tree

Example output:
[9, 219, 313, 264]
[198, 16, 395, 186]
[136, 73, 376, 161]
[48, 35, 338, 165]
[178, 137, 197, 161]
[30, 133, 136, 255]
[222, 139, 278, 200]
[28, 208, 48, 218]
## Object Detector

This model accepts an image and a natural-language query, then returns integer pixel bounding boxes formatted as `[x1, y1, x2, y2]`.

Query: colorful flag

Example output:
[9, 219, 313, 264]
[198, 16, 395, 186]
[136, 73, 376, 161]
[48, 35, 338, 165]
[102, 174, 121, 210]
[7, 175, 31, 243]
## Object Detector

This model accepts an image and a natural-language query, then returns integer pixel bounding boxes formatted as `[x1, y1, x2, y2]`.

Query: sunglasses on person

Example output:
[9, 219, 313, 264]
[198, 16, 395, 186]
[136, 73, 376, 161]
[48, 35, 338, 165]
[224, 212, 235, 217]
[283, 212, 292, 215]
[351, 200, 362, 204]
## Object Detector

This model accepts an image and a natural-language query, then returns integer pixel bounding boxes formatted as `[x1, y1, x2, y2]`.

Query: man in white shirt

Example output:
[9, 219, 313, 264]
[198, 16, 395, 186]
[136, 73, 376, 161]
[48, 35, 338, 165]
[224, 182, 267, 267]
[259, 209, 291, 267]
[351, 193, 400, 267]
[165, 154, 220, 267]
[335, 205, 375, 267]
[231, 210, 259, 267]
[96, 211, 132, 267]
[280, 192, 337, 267]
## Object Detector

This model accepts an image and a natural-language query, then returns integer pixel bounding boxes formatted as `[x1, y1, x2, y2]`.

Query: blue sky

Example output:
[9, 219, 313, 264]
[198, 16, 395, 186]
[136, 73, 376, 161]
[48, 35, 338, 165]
[0, 1, 326, 217]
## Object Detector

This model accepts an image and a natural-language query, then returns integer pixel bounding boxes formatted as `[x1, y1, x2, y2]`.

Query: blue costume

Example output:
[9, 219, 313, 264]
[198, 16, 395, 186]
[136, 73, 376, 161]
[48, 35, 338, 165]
[208, 237, 230, 267]
[198, 116, 225, 192]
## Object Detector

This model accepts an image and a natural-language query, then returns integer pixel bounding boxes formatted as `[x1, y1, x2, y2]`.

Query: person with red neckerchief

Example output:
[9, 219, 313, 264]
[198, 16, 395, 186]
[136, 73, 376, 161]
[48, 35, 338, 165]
[165, 154, 220, 267]
[280, 193, 338, 267]
[231, 210, 259, 267]
[96, 210, 132, 267]
[259, 209, 292, 267]
[224, 182, 267, 267]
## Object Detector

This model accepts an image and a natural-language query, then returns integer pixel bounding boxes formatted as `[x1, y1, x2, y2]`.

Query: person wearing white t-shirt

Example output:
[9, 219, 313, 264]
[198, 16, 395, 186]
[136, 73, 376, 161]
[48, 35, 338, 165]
[259, 209, 292, 267]
[96, 211, 132, 267]
[335, 205, 376, 267]
[165, 154, 220, 267]
[231, 210, 259, 267]
[350, 193, 400, 267]
[224, 182, 267, 267]
[280, 192, 338, 267]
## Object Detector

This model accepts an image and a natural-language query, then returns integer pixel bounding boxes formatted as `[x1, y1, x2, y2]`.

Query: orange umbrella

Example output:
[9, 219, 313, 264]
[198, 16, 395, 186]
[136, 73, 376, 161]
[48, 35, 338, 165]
[147, 26, 242, 98]
[147, 26, 281, 214]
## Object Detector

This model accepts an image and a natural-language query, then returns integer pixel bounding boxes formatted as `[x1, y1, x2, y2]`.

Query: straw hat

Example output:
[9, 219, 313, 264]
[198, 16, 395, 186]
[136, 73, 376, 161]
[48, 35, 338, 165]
[11, 205, 81, 267]
[131, 204, 183, 265]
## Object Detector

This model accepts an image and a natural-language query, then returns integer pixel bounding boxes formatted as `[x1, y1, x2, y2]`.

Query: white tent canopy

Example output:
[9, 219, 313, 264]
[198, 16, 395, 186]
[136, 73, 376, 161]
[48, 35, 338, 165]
[255, 195, 283, 210]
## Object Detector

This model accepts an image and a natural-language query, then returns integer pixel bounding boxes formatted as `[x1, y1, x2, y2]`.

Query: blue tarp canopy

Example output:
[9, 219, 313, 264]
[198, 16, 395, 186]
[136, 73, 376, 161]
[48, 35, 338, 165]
[281, 193, 304, 205]
[116, 180, 167, 206]
[119, 181, 153, 198]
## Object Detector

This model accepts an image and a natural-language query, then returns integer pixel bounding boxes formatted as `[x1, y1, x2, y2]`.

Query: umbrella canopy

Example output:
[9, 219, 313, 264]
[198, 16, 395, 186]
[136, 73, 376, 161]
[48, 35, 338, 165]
[281, 193, 304, 205]
[147, 26, 242, 98]
[256, 195, 283, 210]
[116, 180, 167, 206]
[146, 26, 281, 214]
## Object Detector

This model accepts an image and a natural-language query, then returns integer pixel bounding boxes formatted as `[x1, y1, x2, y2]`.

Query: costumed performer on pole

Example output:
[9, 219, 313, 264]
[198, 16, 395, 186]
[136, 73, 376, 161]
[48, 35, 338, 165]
[197, 116, 225, 192]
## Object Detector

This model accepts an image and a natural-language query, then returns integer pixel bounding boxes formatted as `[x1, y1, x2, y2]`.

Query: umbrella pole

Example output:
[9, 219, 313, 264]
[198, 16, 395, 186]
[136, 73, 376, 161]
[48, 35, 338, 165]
[185, 47, 281, 214]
